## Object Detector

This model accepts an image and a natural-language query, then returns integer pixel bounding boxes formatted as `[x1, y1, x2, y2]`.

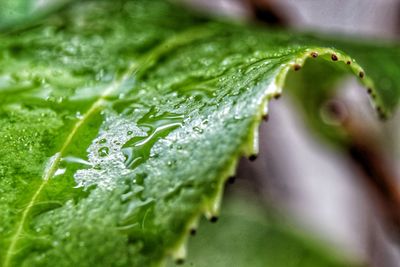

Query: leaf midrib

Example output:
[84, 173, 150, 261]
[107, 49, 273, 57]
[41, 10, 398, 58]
[1, 23, 215, 266]
[2, 74, 121, 267]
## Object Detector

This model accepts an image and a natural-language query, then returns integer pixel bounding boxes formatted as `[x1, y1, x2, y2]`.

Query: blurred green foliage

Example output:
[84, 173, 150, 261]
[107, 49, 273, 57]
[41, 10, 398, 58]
[169, 192, 361, 267]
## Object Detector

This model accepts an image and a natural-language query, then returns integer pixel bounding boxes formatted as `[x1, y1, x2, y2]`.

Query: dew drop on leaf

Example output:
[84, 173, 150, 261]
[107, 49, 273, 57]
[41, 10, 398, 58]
[98, 147, 109, 157]
[193, 126, 203, 134]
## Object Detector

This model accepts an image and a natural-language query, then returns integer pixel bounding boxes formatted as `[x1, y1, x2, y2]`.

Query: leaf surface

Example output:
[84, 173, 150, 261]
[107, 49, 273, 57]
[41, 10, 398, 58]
[0, 0, 399, 266]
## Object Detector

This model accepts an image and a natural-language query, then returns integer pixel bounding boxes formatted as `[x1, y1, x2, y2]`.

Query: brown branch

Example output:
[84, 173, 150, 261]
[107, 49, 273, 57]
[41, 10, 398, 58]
[245, 0, 287, 26]
[335, 102, 400, 240]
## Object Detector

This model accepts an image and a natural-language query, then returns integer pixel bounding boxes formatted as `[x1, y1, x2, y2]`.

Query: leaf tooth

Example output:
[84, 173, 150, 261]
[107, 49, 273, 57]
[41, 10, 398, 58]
[251, 125, 259, 156]
[293, 64, 302, 71]
[203, 188, 223, 222]
[167, 214, 201, 265]
[172, 243, 186, 265]
[310, 51, 319, 58]
[203, 158, 240, 222]
[187, 216, 200, 236]
[263, 101, 269, 114]
[225, 157, 239, 178]
[209, 216, 219, 223]
[241, 122, 260, 159]
[226, 176, 236, 185]
[204, 211, 218, 223]
[249, 154, 258, 161]
[273, 93, 282, 99]
[175, 258, 185, 265]
[189, 228, 197, 236]
[262, 113, 269, 122]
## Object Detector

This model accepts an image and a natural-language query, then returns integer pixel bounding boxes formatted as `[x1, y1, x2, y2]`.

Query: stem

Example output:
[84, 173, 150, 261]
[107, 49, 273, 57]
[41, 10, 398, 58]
[245, 0, 287, 26]
[339, 102, 400, 240]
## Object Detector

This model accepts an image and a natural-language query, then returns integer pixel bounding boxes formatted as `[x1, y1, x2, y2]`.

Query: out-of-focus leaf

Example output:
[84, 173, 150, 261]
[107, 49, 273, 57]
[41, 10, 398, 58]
[171, 193, 362, 267]
[0, 0, 399, 266]
[0, 0, 31, 25]
[0, 0, 73, 30]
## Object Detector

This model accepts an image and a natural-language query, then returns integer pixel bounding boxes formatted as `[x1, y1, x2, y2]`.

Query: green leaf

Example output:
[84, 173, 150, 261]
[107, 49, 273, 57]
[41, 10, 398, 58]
[0, 0, 399, 266]
[284, 38, 400, 145]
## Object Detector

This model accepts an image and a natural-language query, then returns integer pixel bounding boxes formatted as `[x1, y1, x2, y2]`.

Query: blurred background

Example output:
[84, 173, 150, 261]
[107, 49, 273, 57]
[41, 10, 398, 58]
[2, 0, 399, 266]
[173, 1, 400, 267]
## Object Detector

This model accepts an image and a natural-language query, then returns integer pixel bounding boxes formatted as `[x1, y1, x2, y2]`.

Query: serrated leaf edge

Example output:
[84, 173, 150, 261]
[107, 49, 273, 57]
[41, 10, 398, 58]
[163, 46, 382, 266]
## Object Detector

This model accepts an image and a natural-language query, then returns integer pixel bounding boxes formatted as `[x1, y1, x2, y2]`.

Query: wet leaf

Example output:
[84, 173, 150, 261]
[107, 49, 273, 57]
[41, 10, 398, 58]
[285, 38, 400, 145]
[0, 0, 399, 266]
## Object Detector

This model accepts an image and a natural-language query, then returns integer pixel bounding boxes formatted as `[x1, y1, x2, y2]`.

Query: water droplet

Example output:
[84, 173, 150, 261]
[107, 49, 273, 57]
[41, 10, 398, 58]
[123, 109, 184, 169]
[98, 147, 109, 157]
[93, 164, 101, 170]
[113, 140, 121, 145]
[75, 111, 83, 119]
[62, 156, 91, 166]
[95, 69, 105, 81]
[54, 168, 66, 176]
[193, 126, 203, 134]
